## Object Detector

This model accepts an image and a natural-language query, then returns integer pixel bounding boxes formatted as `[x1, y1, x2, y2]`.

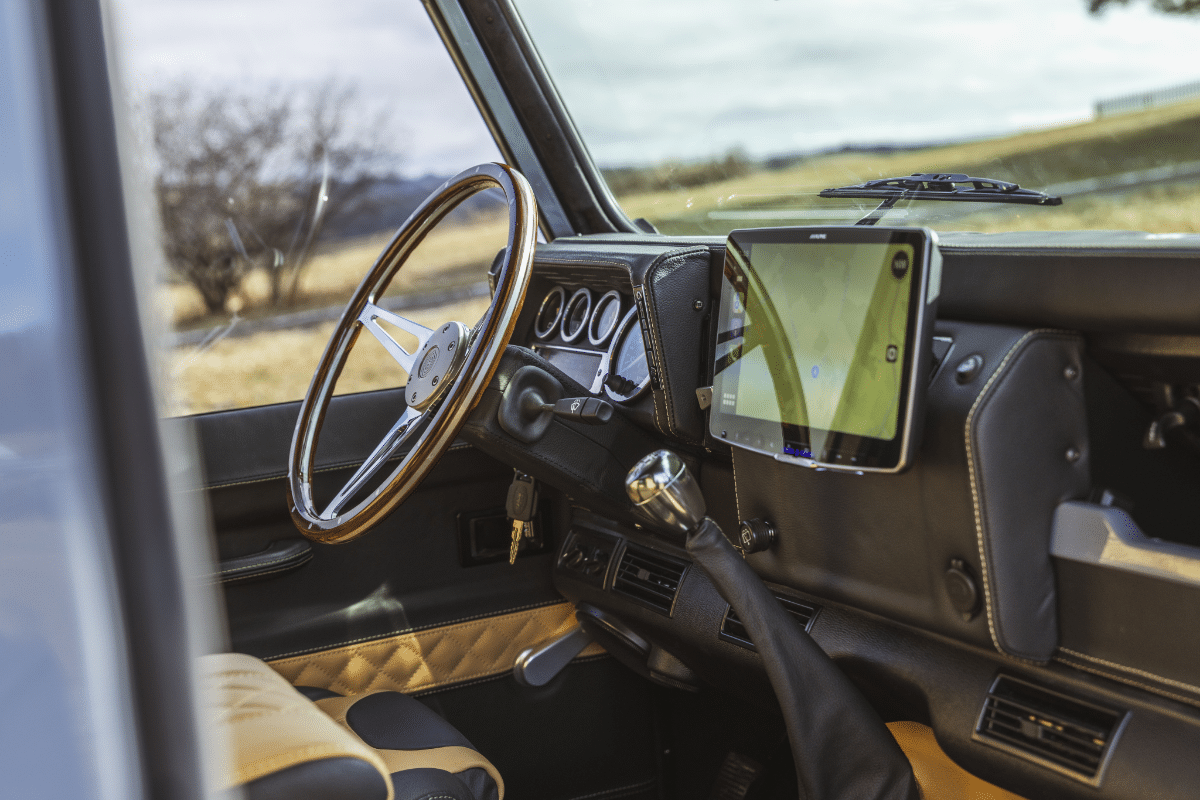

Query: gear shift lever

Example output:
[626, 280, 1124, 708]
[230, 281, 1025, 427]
[625, 449, 706, 534]
[625, 450, 919, 800]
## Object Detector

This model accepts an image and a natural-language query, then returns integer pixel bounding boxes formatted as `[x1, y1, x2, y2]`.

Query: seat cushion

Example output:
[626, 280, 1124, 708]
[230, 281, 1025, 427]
[317, 691, 503, 800]
[199, 652, 393, 800]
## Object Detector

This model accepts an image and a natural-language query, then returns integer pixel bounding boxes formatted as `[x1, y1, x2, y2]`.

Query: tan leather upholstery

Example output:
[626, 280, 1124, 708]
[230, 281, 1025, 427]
[268, 602, 603, 695]
[888, 721, 1027, 800]
[199, 652, 394, 799]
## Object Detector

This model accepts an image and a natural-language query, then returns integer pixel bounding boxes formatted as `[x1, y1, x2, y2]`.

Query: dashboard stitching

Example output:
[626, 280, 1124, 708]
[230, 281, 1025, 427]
[1057, 647, 1200, 703]
[965, 328, 1073, 661]
[732, 449, 743, 525]
[642, 252, 683, 437]
[642, 247, 709, 444]
[534, 257, 631, 274]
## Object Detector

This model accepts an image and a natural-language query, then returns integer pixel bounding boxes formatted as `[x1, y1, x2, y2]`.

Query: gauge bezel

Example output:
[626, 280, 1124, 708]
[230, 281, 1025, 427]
[602, 306, 652, 403]
[587, 290, 623, 346]
[560, 287, 592, 343]
[533, 286, 567, 339]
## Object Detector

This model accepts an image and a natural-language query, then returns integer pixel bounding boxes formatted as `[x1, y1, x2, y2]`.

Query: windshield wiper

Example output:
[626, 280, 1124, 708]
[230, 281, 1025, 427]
[819, 172, 1063, 226]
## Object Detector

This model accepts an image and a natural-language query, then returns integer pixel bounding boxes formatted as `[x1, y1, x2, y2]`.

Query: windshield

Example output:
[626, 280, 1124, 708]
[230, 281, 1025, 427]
[512, 0, 1200, 236]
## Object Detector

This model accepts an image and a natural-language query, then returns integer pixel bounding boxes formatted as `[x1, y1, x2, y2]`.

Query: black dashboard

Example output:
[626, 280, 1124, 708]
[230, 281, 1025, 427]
[471, 230, 1200, 800]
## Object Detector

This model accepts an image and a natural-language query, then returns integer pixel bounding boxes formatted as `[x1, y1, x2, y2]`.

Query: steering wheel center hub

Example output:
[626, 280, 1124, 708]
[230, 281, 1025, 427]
[407, 321, 470, 411]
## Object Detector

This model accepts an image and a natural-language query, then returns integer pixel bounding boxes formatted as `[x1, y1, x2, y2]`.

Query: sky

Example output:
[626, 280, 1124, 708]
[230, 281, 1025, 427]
[107, 0, 1200, 172]
[106, 0, 502, 176]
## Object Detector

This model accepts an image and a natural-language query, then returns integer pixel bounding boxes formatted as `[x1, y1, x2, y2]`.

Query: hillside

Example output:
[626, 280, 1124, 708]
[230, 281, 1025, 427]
[615, 97, 1200, 235]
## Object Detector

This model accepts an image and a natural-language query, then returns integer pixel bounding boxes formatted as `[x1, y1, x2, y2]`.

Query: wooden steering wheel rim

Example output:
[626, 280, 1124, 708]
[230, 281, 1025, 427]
[287, 163, 537, 544]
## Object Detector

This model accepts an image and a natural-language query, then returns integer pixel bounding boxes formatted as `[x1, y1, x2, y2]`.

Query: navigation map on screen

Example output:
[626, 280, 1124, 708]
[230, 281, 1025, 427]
[722, 242, 914, 442]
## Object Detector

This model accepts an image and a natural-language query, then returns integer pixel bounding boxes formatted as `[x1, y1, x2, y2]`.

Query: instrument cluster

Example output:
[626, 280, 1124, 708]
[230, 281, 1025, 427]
[530, 285, 651, 403]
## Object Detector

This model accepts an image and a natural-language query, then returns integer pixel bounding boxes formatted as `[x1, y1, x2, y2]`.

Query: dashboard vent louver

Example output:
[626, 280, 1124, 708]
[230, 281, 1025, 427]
[975, 675, 1124, 783]
[720, 594, 819, 650]
[611, 543, 688, 615]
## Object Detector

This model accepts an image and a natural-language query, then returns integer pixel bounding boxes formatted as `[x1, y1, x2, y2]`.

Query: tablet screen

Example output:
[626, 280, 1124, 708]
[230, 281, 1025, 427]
[711, 227, 939, 472]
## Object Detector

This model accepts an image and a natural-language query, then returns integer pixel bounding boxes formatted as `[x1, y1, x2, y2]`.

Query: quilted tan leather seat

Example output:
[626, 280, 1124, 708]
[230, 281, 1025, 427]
[200, 653, 503, 800]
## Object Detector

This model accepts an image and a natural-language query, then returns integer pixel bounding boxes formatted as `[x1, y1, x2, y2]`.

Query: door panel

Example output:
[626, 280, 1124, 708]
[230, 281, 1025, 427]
[191, 387, 563, 659]
[187, 387, 662, 800]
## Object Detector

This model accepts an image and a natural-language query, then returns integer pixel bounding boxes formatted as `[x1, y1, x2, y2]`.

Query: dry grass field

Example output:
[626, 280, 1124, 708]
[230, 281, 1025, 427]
[168, 295, 491, 415]
[617, 98, 1200, 236]
[166, 209, 507, 414]
[167, 210, 509, 327]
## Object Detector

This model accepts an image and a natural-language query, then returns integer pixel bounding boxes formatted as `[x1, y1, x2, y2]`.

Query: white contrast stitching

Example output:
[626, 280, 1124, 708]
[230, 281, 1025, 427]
[642, 254, 678, 437]
[964, 328, 1074, 660]
[195, 442, 474, 491]
[262, 598, 566, 661]
[640, 248, 708, 443]
[1057, 647, 1200, 700]
[731, 450, 743, 526]
[213, 563, 310, 585]
[217, 550, 310, 576]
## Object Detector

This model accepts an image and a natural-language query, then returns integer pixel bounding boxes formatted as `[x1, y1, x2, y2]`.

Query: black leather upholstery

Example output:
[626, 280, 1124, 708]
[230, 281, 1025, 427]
[338, 691, 502, 800]
[390, 768, 480, 800]
[629, 245, 712, 444]
[346, 691, 475, 751]
[244, 758, 390, 800]
[685, 517, 920, 800]
[532, 239, 720, 443]
[224, 662, 500, 800]
[967, 330, 1090, 661]
[462, 346, 665, 524]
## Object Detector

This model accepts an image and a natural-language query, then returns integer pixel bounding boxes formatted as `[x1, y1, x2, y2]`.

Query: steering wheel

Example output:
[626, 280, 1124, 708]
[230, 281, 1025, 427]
[287, 163, 537, 544]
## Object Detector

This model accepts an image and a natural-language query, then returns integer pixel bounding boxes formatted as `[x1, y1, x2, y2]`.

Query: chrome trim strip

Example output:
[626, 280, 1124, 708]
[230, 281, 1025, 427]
[587, 289, 622, 346]
[560, 287, 592, 343]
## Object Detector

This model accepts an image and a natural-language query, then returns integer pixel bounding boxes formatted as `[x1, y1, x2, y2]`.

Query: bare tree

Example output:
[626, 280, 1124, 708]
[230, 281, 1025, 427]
[151, 81, 397, 315]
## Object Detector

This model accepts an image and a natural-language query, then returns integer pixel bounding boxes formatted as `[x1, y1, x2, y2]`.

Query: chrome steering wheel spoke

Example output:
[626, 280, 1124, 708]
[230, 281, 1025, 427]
[358, 303, 434, 375]
[288, 162, 536, 544]
[322, 405, 422, 520]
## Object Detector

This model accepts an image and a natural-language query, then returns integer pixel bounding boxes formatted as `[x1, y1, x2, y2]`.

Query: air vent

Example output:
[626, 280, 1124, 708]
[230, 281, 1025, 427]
[720, 594, 819, 650]
[975, 675, 1125, 784]
[611, 543, 689, 615]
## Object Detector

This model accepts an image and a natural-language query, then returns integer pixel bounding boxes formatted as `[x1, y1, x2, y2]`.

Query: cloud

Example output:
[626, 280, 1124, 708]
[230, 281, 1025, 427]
[108, 0, 500, 174]
[107, 0, 1200, 172]
[514, 0, 1200, 165]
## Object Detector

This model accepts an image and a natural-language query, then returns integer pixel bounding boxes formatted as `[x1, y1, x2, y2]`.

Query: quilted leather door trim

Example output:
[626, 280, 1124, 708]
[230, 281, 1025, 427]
[267, 602, 603, 696]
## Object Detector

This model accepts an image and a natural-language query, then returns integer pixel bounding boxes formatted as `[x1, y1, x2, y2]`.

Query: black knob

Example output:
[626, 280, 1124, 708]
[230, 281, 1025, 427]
[955, 354, 984, 384]
[564, 548, 585, 570]
[737, 518, 775, 554]
[944, 558, 980, 620]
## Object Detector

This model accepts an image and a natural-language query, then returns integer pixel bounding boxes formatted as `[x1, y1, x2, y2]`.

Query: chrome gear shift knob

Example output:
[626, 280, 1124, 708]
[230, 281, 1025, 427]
[625, 449, 707, 534]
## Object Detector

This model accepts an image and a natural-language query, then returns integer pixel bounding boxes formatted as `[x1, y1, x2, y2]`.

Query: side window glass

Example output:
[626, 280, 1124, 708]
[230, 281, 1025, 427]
[108, 2, 507, 415]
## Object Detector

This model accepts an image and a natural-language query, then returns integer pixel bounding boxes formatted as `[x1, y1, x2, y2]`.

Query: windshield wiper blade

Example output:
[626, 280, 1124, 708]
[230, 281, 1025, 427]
[819, 172, 1062, 225]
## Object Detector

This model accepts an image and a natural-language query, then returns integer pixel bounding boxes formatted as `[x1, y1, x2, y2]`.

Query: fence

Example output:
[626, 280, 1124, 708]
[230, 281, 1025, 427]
[1095, 80, 1200, 117]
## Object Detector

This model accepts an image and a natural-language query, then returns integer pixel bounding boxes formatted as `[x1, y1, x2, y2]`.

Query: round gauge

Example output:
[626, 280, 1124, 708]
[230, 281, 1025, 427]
[560, 288, 592, 343]
[533, 286, 566, 339]
[603, 307, 652, 402]
[588, 290, 622, 346]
